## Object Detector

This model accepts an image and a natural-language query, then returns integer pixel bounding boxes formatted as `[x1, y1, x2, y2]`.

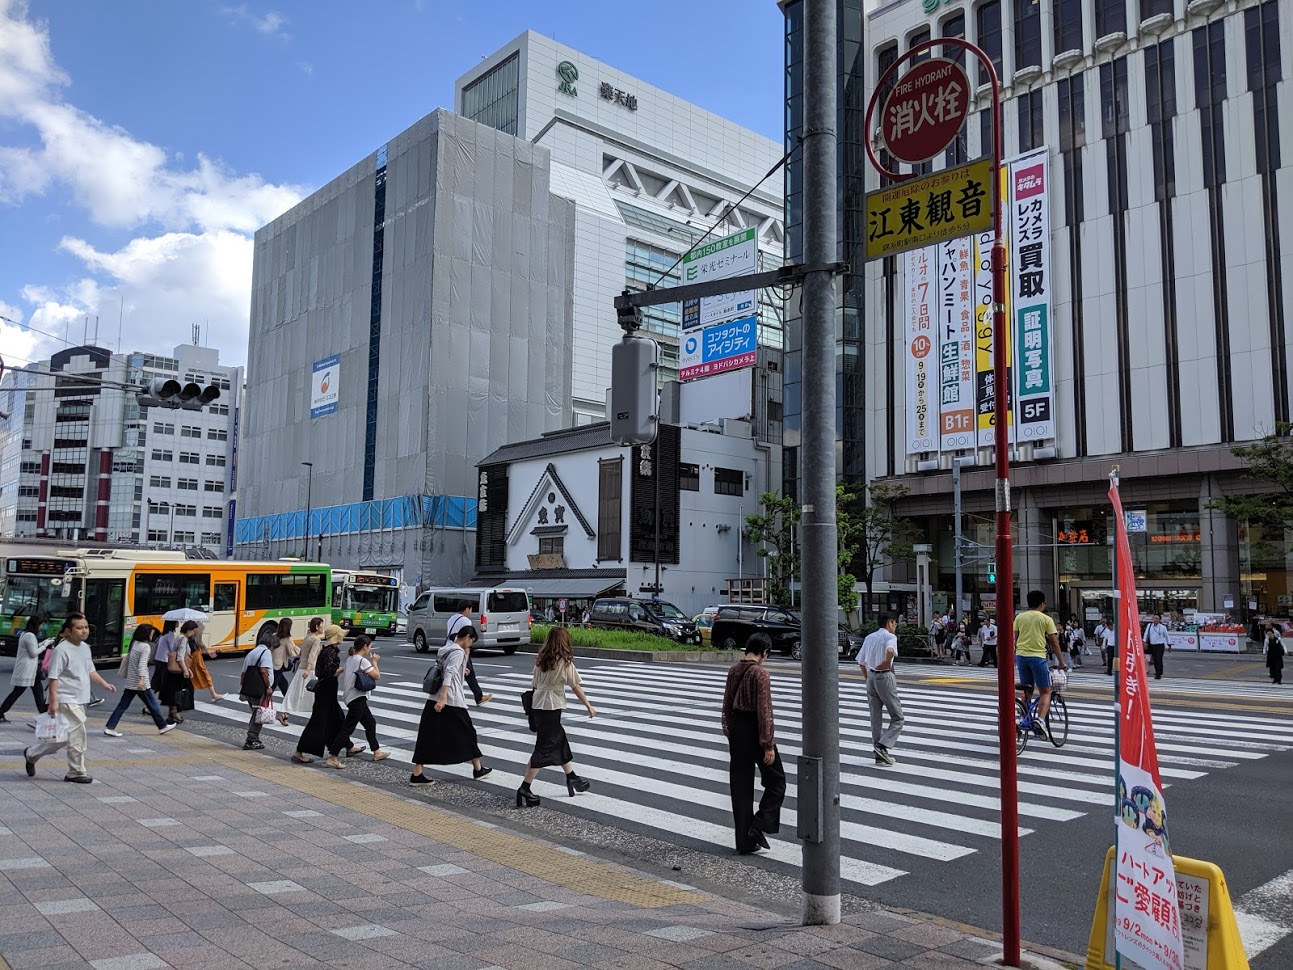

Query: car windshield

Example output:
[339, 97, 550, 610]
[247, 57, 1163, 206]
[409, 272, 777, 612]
[648, 602, 686, 620]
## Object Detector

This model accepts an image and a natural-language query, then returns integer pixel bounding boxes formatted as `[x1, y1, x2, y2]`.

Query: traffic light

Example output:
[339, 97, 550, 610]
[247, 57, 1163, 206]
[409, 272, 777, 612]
[987, 561, 997, 584]
[609, 333, 659, 447]
[136, 377, 221, 410]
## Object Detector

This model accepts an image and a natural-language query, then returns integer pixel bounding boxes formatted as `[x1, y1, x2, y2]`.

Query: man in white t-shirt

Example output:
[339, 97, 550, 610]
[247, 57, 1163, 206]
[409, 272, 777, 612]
[446, 601, 492, 706]
[858, 614, 904, 766]
[978, 616, 998, 668]
[1144, 614, 1170, 680]
[25, 613, 116, 783]
[1099, 617, 1117, 675]
[239, 639, 273, 750]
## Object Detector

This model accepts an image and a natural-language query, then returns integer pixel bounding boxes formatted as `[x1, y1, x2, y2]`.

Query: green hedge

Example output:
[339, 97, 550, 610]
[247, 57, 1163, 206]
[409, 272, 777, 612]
[529, 623, 702, 653]
[851, 621, 935, 659]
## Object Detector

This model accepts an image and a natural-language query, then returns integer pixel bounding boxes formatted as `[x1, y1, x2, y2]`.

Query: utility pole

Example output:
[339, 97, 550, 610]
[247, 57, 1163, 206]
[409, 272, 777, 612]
[799, 0, 841, 927]
[302, 461, 314, 561]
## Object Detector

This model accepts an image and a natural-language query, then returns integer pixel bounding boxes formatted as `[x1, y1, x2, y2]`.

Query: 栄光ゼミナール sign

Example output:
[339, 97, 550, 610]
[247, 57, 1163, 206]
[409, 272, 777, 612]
[865, 157, 993, 261]
[880, 57, 971, 165]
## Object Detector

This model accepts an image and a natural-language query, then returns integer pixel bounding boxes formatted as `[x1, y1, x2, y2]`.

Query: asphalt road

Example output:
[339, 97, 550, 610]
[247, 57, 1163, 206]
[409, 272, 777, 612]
[26, 638, 1292, 965]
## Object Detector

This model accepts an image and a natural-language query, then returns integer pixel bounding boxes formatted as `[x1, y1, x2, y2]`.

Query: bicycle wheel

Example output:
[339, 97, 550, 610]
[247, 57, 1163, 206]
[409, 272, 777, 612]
[1015, 698, 1029, 754]
[1046, 693, 1069, 748]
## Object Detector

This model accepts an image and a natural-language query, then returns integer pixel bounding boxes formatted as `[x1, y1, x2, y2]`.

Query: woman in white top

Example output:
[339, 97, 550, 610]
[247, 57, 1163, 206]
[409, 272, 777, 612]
[0, 615, 48, 721]
[103, 624, 175, 736]
[410, 626, 492, 785]
[324, 636, 389, 769]
[516, 626, 596, 808]
[281, 616, 324, 718]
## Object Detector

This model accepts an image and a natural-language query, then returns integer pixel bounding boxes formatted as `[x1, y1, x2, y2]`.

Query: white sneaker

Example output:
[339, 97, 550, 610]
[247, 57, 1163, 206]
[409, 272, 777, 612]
[158, 723, 177, 735]
[103, 728, 124, 738]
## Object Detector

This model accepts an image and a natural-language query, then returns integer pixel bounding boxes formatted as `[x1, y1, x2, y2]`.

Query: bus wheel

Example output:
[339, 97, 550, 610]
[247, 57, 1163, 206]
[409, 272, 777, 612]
[413, 631, 429, 653]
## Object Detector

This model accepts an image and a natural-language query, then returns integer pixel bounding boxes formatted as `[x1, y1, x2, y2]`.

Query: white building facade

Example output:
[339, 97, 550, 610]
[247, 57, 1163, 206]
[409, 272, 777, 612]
[825, 0, 1293, 621]
[473, 421, 771, 618]
[455, 31, 788, 433]
[0, 344, 242, 556]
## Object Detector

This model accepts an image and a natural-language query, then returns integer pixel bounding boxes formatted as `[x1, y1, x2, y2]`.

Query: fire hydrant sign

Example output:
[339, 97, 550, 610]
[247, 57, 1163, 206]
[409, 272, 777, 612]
[880, 58, 971, 164]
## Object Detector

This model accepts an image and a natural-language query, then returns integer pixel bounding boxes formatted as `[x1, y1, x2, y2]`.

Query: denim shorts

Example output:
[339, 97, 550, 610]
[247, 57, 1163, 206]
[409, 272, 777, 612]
[1016, 655, 1052, 690]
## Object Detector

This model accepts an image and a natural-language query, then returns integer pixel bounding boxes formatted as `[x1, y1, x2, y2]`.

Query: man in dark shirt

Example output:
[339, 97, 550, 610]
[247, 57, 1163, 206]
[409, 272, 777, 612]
[721, 633, 785, 855]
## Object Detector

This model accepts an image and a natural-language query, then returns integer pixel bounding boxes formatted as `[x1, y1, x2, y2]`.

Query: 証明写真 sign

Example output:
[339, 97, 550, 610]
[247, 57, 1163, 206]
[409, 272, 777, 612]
[880, 57, 971, 165]
[865, 157, 993, 260]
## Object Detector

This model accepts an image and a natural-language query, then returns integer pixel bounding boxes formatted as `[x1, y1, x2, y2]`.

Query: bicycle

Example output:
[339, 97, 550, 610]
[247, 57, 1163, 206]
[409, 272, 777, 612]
[1015, 666, 1069, 753]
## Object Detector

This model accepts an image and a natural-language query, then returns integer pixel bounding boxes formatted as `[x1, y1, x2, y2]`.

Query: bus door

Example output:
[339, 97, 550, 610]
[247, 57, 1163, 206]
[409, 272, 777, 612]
[212, 581, 241, 651]
[83, 577, 126, 660]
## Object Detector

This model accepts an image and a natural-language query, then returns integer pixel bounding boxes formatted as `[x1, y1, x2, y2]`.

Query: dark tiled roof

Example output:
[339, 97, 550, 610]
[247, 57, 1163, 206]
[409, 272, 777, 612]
[469, 567, 626, 584]
[479, 423, 614, 466]
[530, 525, 568, 536]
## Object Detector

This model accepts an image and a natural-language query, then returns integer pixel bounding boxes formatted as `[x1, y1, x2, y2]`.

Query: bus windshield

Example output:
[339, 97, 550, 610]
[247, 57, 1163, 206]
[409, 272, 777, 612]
[343, 586, 397, 612]
[2, 573, 77, 617]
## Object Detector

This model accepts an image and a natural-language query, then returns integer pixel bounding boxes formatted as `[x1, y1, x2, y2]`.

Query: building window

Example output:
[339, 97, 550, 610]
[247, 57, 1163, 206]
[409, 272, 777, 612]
[202, 507, 223, 518]
[1095, 0, 1126, 37]
[538, 536, 564, 557]
[1141, 0, 1172, 18]
[679, 463, 700, 492]
[149, 475, 171, 488]
[201, 532, 223, 545]
[177, 477, 198, 490]
[151, 450, 173, 462]
[942, 14, 969, 165]
[1101, 57, 1131, 211]
[909, 27, 931, 63]
[1017, 90, 1044, 151]
[461, 52, 520, 136]
[20, 461, 41, 475]
[180, 425, 201, 438]
[152, 423, 174, 435]
[1246, 0, 1281, 174]
[1145, 40, 1177, 200]
[597, 459, 622, 561]
[173, 504, 197, 517]
[207, 428, 228, 441]
[1055, 0, 1083, 53]
[148, 529, 167, 542]
[179, 451, 200, 464]
[204, 480, 224, 492]
[205, 455, 226, 467]
[208, 403, 229, 415]
[714, 467, 744, 496]
[975, 0, 1003, 88]
[979, 109, 993, 157]
[1014, 0, 1042, 70]
[17, 485, 39, 498]
[174, 531, 196, 544]
[1058, 73, 1087, 222]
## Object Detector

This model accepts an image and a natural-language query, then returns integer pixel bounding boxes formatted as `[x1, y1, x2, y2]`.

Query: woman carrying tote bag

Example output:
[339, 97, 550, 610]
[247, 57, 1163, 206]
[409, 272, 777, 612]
[516, 626, 595, 808]
[409, 626, 491, 785]
[281, 617, 324, 719]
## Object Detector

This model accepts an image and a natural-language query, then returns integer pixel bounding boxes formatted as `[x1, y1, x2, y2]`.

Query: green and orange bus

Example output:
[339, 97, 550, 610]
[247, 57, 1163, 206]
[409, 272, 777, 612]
[1, 550, 331, 660]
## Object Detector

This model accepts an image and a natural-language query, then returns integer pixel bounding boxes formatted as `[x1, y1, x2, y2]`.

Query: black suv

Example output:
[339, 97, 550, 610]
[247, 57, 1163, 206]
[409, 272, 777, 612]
[710, 605, 860, 660]
[585, 598, 700, 644]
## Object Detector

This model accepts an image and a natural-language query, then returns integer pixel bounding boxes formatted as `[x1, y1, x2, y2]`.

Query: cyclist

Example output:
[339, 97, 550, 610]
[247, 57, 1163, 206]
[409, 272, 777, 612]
[1013, 590, 1067, 739]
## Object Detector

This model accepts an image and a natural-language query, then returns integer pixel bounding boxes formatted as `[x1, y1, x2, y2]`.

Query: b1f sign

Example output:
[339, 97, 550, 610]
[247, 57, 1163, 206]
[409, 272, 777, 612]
[310, 355, 340, 419]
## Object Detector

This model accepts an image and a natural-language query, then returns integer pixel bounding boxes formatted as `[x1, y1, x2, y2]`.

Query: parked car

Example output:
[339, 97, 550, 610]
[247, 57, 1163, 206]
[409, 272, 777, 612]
[692, 612, 714, 647]
[407, 587, 531, 655]
[586, 598, 699, 644]
[710, 605, 860, 660]
[395, 612, 408, 637]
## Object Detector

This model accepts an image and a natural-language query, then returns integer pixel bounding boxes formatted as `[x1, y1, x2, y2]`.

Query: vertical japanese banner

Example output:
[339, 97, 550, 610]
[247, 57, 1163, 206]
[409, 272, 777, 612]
[938, 237, 974, 451]
[1109, 480, 1185, 970]
[1009, 151, 1055, 442]
[973, 228, 1013, 446]
[905, 248, 937, 453]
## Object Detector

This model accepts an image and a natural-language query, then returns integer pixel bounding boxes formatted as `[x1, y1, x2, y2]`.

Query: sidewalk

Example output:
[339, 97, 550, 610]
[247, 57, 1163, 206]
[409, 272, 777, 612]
[0, 717, 1069, 970]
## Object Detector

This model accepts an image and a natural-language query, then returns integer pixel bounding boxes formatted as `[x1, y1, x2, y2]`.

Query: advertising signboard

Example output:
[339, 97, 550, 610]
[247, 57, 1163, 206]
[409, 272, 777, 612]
[681, 227, 757, 332]
[905, 249, 937, 452]
[1008, 151, 1055, 443]
[936, 236, 975, 451]
[679, 315, 758, 382]
[865, 157, 993, 261]
[310, 355, 340, 419]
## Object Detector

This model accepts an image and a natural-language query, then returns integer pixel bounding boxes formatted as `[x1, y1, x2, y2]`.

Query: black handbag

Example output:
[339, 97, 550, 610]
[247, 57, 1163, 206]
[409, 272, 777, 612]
[240, 646, 270, 699]
[520, 689, 537, 733]
[305, 678, 319, 693]
[177, 686, 195, 712]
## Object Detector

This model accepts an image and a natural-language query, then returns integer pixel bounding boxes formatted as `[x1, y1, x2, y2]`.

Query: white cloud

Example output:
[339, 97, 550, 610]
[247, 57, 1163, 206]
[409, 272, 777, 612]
[0, 0, 308, 366]
[219, 4, 290, 40]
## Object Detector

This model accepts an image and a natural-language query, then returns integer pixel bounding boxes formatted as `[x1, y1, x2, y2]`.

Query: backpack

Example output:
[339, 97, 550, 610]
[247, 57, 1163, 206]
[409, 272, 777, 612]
[38, 638, 57, 679]
[422, 657, 445, 695]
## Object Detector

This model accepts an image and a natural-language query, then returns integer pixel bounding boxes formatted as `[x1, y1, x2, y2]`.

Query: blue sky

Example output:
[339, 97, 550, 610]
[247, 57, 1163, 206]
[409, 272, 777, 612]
[0, 0, 785, 369]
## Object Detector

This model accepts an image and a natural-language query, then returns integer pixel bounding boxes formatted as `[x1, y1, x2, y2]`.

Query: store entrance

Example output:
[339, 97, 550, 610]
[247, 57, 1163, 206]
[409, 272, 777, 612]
[1065, 584, 1200, 631]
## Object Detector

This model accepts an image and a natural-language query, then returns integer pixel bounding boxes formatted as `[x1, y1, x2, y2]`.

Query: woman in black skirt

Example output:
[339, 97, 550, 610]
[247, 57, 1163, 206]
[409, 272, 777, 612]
[410, 626, 492, 784]
[292, 625, 345, 764]
[516, 626, 596, 808]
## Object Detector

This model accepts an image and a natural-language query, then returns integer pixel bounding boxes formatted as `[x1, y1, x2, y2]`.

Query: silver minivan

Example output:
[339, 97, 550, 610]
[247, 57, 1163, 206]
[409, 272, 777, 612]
[407, 587, 531, 655]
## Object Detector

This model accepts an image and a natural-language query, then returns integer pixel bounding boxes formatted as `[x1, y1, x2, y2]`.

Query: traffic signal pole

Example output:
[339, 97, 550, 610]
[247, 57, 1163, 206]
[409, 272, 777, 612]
[799, 0, 841, 926]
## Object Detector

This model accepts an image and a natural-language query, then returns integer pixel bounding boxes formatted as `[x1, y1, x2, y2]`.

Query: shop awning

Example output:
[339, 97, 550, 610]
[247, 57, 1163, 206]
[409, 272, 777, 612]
[514, 577, 625, 599]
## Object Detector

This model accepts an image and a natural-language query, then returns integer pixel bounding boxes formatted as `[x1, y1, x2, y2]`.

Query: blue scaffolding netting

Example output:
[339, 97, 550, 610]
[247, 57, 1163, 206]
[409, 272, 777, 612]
[233, 494, 477, 544]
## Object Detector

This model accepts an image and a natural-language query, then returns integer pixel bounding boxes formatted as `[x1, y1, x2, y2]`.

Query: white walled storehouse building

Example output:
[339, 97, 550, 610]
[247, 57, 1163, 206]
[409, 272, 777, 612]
[471, 421, 770, 618]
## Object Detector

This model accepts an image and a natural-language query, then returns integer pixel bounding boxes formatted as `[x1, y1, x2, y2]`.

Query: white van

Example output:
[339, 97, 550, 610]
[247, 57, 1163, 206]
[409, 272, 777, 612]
[407, 587, 531, 655]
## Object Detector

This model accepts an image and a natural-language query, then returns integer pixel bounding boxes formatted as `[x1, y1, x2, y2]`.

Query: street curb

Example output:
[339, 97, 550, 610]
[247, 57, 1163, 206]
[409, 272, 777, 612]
[515, 642, 736, 663]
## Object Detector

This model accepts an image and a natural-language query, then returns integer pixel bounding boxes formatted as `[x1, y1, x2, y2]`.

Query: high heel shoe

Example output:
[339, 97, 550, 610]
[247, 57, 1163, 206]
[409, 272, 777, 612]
[516, 783, 540, 808]
[565, 772, 591, 796]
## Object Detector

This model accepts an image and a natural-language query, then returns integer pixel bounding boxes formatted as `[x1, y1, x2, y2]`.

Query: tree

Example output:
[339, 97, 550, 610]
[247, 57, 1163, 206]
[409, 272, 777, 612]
[744, 492, 800, 606]
[1209, 423, 1293, 569]
[843, 482, 921, 617]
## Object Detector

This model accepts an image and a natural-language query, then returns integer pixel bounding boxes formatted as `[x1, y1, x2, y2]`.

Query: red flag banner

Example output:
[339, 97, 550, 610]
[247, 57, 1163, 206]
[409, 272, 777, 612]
[1109, 481, 1185, 970]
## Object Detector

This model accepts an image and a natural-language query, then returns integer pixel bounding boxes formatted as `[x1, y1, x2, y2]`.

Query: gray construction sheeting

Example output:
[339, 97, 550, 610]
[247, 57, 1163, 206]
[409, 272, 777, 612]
[240, 109, 576, 585]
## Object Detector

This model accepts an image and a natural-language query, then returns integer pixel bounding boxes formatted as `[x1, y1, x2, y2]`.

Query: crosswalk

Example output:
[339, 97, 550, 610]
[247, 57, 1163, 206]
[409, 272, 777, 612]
[895, 661, 1292, 699]
[191, 660, 1293, 888]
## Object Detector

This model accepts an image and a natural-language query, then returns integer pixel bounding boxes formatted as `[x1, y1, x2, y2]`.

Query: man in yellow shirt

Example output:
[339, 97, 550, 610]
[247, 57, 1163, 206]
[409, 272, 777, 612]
[1013, 590, 1067, 736]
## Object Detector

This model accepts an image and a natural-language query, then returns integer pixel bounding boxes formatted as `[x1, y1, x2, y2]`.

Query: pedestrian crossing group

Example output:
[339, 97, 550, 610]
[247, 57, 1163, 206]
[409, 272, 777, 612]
[192, 659, 1293, 888]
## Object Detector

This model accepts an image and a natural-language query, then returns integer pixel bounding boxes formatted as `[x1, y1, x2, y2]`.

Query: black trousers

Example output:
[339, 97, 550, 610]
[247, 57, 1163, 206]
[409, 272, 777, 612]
[726, 711, 785, 853]
[978, 645, 997, 667]
[465, 663, 483, 704]
[0, 682, 47, 716]
[330, 697, 379, 755]
[1147, 643, 1166, 679]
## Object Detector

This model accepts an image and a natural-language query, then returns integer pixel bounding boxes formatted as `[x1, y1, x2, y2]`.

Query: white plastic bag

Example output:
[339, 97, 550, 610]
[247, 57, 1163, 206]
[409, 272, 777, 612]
[34, 713, 69, 743]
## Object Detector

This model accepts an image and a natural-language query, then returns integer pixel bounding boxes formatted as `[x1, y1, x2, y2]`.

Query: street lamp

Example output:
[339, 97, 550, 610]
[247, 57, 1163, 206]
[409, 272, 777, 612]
[301, 461, 313, 562]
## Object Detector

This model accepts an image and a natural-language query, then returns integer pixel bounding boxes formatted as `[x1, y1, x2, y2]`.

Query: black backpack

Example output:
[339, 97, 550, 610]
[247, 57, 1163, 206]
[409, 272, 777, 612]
[422, 657, 445, 695]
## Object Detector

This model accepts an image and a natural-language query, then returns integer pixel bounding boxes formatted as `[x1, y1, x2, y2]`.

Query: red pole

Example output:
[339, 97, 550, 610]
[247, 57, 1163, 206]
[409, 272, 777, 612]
[990, 91, 1021, 967]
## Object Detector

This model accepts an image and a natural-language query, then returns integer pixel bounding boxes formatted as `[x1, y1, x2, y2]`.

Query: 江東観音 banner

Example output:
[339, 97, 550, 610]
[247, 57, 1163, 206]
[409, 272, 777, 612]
[310, 355, 340, 419]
